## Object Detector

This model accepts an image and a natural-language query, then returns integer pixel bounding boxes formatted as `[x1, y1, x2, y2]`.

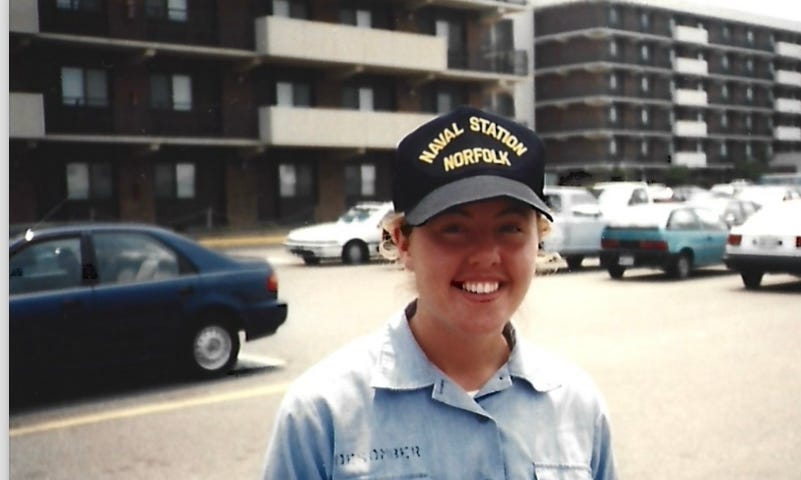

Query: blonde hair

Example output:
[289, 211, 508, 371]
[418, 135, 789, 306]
[379, 210, 555, 269]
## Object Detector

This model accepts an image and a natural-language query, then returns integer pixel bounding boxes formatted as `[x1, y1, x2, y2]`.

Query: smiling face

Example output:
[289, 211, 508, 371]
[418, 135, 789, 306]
[397, 198, 540, 342]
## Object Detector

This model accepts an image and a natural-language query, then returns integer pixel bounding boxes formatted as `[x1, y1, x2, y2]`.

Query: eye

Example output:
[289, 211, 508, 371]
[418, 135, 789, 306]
[440, 223, 466, 234]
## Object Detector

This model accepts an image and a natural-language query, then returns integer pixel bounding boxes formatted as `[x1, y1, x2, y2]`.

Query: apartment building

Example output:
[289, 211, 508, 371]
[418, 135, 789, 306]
[9, 0, 531, 230]
[533, 0, 801, 185]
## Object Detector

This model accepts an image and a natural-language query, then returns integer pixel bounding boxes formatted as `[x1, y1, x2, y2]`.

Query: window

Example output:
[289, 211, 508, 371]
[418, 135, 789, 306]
[340, 8, 371, 28]
[9, 237, 83, 295]
[640, 12, 650, 29]
[609, 73, 618, 90]
[609, 106, 618, 123]
[273, 0, 308, 19]
[155, 163, 195, 199]
[61, 67, 108, 107]
[279, 163, 313, 198]
[721, 54, 729, 70]
[746, 58, 754, 72]
[609, 40, 618, 57]
[667, 209, 699, 230]
[276, 81, 311, 106]
[747, 29, 754, 45]
[745, 142, 752, 157]
[720, 141, 728, 157]
[721, 112, 728, 128]
[345, 163, 376, 197]
[57, 0, 101, 12]
[66, 162, 112, 199]
[609, 138, 618, 155]
[342, 86, 374, 111]
[721, 83, 729, 99]
[696, 208, 727, 230]
[641, 108, 649, 125]
[93, 232, 182, 285]
[145, 0, 187, 22]
[640, 44, 650, 61]
[609, 7, 619, 25]
[745, 114, 753, 129]
[722, 25, 730, 40]
[746, 87, 753, 102]
[640, 139, 649, 155]
[641, 76, 650, 92]
[150, 74, 192, 111]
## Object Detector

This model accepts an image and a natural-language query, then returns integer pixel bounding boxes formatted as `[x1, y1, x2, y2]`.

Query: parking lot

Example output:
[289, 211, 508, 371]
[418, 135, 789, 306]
[9, 247, 801, 479]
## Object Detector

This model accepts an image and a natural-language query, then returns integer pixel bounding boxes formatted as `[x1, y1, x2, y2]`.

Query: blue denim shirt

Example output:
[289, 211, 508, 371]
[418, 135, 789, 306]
[262, 307, 616, 480]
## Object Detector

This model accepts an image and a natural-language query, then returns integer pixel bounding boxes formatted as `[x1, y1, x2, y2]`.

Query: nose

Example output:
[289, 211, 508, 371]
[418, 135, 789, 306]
[467, 232, 501, 267]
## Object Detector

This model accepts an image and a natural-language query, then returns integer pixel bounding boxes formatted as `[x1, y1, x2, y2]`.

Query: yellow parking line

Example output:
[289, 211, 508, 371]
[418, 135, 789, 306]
[10, 382, 291, 438]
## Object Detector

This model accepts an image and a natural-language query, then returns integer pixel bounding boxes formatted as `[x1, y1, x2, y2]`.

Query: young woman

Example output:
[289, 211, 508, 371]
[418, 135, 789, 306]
[261, 106, 617, 479]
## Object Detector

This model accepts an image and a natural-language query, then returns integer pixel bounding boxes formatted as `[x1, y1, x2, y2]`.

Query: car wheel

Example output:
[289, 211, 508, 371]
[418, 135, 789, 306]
[187, 320, 240, 378]
[667, 252, 692, 279]
[741, 271, 763, 290]
[607, 266, 625, 279]
[342, 240, 368, 264]
[565, 255, 584, 270]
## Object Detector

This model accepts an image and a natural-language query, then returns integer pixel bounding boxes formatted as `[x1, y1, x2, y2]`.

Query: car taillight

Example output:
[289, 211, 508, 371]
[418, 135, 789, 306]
[266, 273, 279, 293]
[601, 239, 619, 249]
[639, 240, 668, 251]
[796, 236, 801, 248]
[727, 234, 742, 246]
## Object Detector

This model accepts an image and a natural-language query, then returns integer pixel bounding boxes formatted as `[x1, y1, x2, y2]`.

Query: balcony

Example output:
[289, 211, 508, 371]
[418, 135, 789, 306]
[674, 120, 707, 137]
[775, 70, 801, 87]
[774, 126, 801, 141]
[775, 98, 801, 114]
[673, 25, 708, 45]
[673, 89, 708, 106]
[673, 152, 707, 168]
[674, 57, 708, 76]
[258, 106, 435, 149]
[775, 41, 801, 59]
[255, 16, 447, 72]
[9, 93, 45, 138]
[10, 0, 38, 33]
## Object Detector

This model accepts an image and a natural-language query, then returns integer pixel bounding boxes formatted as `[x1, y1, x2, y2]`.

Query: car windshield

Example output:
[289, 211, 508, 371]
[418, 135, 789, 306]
[338, 206, 380, 224]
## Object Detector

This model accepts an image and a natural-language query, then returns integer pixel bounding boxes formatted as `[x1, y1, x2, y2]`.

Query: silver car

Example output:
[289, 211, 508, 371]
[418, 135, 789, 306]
[541, 186, 606, 270]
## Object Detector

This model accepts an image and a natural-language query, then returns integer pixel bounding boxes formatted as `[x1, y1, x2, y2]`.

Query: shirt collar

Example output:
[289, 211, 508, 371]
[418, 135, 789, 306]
[370, 302, 562, 393]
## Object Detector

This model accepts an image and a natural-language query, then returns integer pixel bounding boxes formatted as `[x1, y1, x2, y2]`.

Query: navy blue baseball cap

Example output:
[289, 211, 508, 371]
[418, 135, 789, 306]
[393, 106, 552, 225]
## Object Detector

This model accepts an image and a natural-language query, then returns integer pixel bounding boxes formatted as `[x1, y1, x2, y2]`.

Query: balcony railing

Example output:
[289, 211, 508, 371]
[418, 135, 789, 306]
[10, 93, 45, 138]
[258, 106, 435, 149]
[673, 25, 708, 45]
[776, 70, 801, 87]
[775, 98, 801, 114]
[673, 152, 707, 167]
[674, 120, 707, 137]
[775, 41, 801, 59]
[674, 57, 708, 76]
[450, 49, 528, 75]
[774, 126, 801, 141]
[674, 89, 708, 106]
[255, 16, 447, 72]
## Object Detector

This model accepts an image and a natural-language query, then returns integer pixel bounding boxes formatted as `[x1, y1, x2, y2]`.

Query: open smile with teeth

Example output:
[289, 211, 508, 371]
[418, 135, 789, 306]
[458, 281, 500, 294]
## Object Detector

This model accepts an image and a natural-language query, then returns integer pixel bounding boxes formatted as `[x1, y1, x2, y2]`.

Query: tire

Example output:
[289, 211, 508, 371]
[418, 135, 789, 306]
[667, 252, 692, 280]
[187, 319, 240, 378]
[342, 240, 369, 264]
[565, 255, 584, 271]
[608, 266, 625, 279]
[741, 271, 763, 290]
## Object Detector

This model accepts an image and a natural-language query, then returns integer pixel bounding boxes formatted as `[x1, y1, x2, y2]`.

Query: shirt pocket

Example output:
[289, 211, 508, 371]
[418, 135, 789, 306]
[533, 463, 592, 480]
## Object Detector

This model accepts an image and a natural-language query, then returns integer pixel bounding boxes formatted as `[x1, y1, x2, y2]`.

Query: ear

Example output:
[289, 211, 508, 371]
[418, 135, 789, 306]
[391, 226, 414, 271]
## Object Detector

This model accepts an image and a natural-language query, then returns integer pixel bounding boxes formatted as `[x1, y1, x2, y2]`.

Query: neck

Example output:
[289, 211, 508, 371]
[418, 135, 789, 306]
[407, 307, 510, 392]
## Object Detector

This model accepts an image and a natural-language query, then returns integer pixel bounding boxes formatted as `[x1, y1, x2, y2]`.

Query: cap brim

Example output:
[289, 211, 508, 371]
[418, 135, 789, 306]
[404, 176, 553, 225]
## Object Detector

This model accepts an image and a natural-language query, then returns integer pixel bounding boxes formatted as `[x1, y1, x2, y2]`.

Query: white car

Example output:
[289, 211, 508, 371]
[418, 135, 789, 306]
[284, 202, 394, 265]
[723, 200, 801, 289]
[541, 186, 605, 270]
[590, 181, 654, 218]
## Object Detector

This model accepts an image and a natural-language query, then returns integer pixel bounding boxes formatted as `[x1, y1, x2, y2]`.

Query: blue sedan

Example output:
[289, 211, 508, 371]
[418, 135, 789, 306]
[9, 223, 287, 386]
[599, 204, 730, 279]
